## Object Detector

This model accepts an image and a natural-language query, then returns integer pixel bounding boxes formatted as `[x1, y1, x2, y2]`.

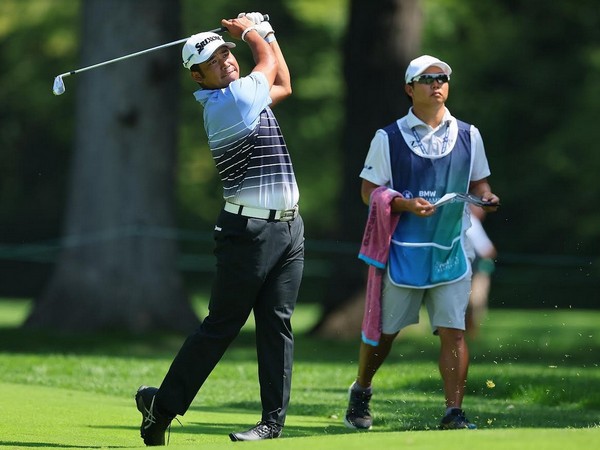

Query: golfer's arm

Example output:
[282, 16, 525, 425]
[245, 30, 277, 87]
[268, 40, 292, 106]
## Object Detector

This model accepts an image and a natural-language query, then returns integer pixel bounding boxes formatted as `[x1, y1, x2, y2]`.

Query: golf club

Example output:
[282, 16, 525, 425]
[52, 14, 269, 96]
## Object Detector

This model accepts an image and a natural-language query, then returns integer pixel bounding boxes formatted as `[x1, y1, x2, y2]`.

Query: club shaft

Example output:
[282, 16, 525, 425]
[59, 26, 226, 78]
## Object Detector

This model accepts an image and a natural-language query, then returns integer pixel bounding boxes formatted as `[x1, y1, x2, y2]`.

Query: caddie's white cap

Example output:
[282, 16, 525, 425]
[404, 55, 452, 83]
[182, 32, 236, 69]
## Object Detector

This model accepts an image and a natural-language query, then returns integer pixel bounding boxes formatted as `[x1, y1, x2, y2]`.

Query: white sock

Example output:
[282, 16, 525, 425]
[352, 381, 372, 393]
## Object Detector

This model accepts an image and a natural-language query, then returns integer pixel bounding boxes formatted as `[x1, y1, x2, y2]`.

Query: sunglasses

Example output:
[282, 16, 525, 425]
[411, 73, 450, 85]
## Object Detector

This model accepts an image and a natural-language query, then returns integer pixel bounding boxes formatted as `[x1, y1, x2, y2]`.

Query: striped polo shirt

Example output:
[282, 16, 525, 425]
[194, 71, 299, 211]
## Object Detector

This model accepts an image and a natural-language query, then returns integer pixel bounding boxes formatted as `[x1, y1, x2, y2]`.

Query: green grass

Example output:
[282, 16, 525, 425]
[0, 298, 599, 449]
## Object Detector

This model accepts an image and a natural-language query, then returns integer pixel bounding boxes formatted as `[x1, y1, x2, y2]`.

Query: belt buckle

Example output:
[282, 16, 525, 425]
[279, 208, 296, 222]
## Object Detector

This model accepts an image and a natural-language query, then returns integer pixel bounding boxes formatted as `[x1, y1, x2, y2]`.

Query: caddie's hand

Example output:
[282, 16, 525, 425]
[237, 12, 265, 25]
[481, 193, 501, 213]
[412, 198, 435, 217]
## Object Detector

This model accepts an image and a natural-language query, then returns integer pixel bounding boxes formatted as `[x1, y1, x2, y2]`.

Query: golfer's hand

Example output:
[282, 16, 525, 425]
[255, 21, 274, 38]
[222, 16, 254, 40]
[237, 12, 273, 39]
[238, 12, 265, 25]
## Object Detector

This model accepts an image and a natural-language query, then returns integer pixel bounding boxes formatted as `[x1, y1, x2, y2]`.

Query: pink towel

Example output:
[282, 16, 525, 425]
[358, 186, 402, 346]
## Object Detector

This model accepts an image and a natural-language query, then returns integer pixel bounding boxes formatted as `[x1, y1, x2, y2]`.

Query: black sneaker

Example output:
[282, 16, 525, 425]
[343, 382, 373, 430]
[135, 385, 174, 446]
[229, 421, 282, 441]
[439, 408, 477, 430]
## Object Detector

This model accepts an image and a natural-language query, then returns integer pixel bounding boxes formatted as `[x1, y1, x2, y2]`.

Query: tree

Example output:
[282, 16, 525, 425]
[25, 0, 199, 333]
[311, 0, 423, 337]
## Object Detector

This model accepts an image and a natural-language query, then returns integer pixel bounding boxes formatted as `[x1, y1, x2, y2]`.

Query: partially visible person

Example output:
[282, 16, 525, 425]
[465, 204, 497, 337]
[134, 12, 304, 445]
[344, 55, 500, 432]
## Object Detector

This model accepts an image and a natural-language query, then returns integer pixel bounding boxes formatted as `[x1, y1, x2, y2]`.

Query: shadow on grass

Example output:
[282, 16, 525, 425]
[118, 398, 600, 437]
[0, 327, 187, 359]
[180, 420, 349, 439]
[1, 322, 599, 367]
[364, 386, 600, 429]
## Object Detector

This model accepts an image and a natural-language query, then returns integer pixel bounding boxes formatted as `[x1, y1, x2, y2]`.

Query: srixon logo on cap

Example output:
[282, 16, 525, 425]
[195, 35, 223, 54]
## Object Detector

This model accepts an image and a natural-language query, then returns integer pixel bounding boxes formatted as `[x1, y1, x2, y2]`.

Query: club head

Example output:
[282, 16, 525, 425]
[52, 76, 65, 96]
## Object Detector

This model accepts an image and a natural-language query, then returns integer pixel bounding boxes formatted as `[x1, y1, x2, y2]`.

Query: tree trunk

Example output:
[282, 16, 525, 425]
[25, 0, 199, 333]
[312, 0, 423, 338]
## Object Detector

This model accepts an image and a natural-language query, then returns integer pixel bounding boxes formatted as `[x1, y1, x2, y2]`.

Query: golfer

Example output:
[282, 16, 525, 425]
[135, 13, 304, 444]
[344, 55, 500, 431]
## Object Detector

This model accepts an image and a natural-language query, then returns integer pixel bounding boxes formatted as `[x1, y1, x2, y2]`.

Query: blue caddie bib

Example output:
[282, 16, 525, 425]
[386, 120, 473, 287]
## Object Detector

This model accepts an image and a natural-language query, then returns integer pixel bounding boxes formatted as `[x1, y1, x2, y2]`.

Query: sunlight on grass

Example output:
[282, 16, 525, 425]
[1, 380, 599, 450]
[0, 298, 30, 326]
[0, 295, 322, 334]
[191, 294, 322, 334]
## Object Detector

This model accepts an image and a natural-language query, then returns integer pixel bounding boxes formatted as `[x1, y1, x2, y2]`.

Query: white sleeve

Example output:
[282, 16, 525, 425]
[470, 125, 491, 181]
[359, 129, 392, 187]
[228, 72, 272, 126]
[466, 215, 495, 257]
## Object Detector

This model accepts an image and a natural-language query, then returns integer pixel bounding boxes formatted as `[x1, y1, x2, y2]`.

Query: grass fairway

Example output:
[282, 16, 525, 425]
[3, 381, 597, 450]
[0, 298, 599, 449]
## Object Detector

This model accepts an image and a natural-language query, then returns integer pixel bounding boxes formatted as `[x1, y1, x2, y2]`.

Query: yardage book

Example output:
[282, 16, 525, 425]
[434, 192, 499, 208]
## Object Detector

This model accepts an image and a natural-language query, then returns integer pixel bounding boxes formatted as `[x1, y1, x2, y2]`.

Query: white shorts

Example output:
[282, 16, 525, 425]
[381, 273, 472, 335]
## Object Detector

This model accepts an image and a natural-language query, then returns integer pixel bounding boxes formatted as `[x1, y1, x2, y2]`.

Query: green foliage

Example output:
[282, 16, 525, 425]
[422, 0, 600, 256]
[0, 0, 78, 241]
[2, 0, 600, 304]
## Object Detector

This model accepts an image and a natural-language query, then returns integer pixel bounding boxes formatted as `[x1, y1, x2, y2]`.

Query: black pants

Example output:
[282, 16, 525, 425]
[156, 209, 305, 426]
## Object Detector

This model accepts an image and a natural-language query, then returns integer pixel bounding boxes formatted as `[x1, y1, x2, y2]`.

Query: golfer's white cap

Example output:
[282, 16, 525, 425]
[182, 32, 235, 69]
[405, 55, 452, 83]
